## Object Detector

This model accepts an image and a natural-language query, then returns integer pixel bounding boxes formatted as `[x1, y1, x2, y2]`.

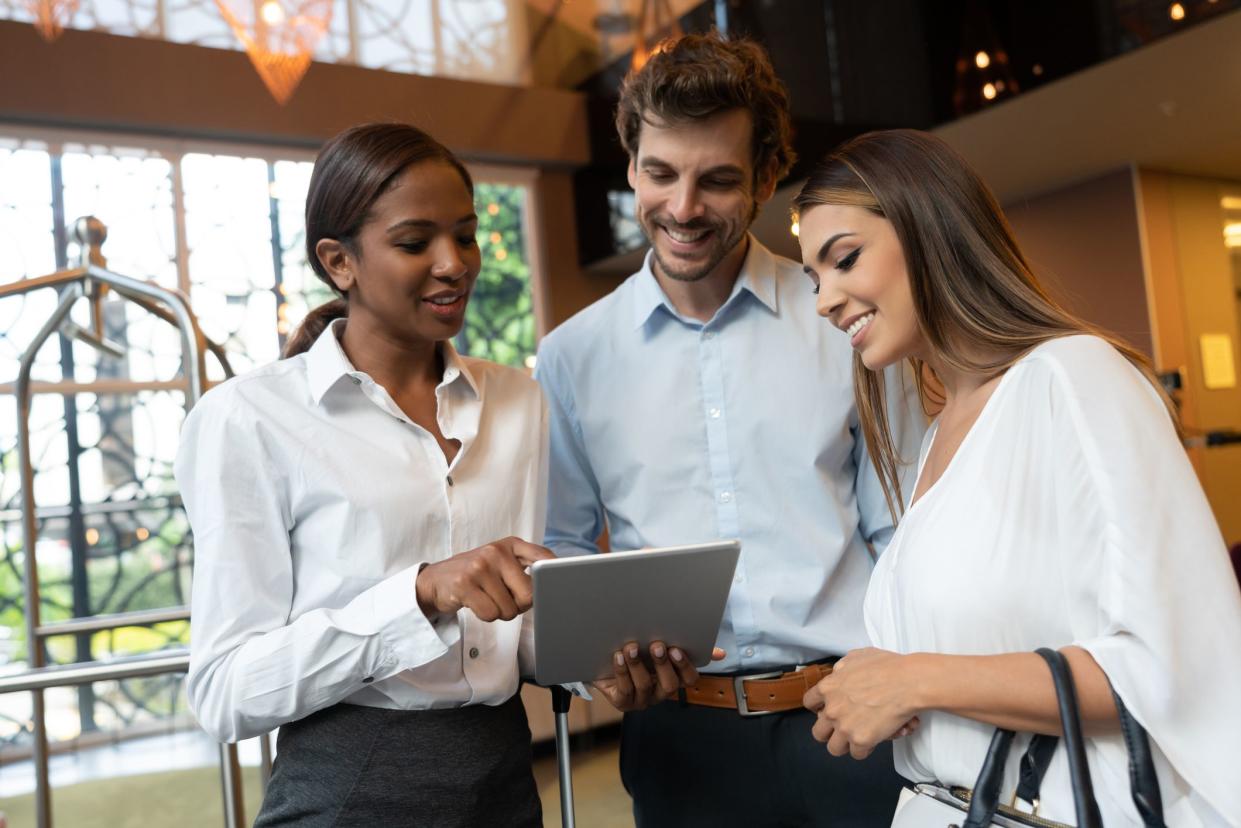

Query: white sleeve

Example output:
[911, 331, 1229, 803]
[1042, 338, 1241, 822]
[177, 390, 458, 743]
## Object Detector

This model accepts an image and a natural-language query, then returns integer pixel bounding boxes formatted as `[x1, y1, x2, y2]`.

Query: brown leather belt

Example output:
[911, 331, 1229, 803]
[683, 662, 834, 717]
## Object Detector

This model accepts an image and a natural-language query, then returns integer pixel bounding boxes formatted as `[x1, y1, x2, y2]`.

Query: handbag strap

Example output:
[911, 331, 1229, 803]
[1015, 733, 1058, 805]
[962, 649, 1104, 828]
[1035, 647, 1104, 828]
[1012, 666, 1167, 827]
[1109, 684, 1166, 827]
[963, 728, 1018, 828]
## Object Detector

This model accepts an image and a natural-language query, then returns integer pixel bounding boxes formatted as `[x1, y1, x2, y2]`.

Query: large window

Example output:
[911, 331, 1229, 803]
[0, 125, 538, 756]
[0, 0, 529, 86]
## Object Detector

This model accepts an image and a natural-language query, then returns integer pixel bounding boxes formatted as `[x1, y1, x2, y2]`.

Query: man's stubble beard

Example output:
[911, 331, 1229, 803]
[640, 202, 754, 284]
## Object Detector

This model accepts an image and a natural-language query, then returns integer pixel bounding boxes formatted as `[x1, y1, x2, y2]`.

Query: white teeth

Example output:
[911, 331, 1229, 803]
[665, 227, 709, 243]
[428, 295, 461, 306]
[846, 312, 875, 337]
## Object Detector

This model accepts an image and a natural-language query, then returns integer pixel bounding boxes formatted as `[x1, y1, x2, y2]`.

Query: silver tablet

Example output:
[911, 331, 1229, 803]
[530, 540, 741, 686]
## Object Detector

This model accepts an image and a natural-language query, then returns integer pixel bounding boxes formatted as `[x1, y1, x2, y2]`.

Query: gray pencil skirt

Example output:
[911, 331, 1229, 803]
[253, 693, 542, 827]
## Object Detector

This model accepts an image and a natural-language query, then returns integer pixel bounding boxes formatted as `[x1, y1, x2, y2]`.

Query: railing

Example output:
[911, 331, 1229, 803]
[0, 217, 265, 828]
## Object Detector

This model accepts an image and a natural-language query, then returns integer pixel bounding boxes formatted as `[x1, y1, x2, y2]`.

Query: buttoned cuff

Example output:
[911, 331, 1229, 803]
[349, 564, 461, 681]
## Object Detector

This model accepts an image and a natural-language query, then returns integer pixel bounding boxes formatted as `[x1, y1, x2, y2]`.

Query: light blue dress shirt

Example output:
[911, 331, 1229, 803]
[534, 237, 925, 672]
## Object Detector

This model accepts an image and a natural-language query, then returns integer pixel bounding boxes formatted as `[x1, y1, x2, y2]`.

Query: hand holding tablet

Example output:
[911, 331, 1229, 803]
[530, 540, 741, 689]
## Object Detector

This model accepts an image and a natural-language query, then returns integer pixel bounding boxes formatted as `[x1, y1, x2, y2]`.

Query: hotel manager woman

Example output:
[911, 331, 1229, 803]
[175, 123, 552, 827]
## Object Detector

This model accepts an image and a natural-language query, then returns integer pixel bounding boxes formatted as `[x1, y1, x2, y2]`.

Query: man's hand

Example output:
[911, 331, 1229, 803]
[593, 641, 726, 711]
[415, 536, 554, 622]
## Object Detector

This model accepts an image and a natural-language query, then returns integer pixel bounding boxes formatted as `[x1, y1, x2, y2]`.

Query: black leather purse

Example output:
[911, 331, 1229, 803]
[891, 648, 1167, 828]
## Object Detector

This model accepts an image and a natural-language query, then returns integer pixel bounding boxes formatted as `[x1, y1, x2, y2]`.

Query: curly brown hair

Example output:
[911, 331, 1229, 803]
[615, 32, 796, 187]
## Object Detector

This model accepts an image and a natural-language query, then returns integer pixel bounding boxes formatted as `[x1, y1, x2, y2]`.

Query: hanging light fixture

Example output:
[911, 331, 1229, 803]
[25, 0, 78, 41]
[951, 0, 1020, 115]
[216, 0, 332, 105]
[631, 0, 683, 73]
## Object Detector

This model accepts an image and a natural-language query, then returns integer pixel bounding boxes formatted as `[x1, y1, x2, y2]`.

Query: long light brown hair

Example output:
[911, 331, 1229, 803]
[794, 129, 1173, 520]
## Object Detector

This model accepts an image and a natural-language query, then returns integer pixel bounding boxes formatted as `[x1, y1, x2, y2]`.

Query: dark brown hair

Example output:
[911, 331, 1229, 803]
[283, 123, 475, 357]
[793, 129, 1173, 519]
[615, 32, 795, 186]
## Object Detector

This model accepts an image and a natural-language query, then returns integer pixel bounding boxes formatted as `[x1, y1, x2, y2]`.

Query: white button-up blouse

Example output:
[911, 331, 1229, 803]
[176, 321, 548, 743]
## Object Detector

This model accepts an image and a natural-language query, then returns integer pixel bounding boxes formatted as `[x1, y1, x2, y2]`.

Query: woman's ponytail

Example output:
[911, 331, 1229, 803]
[282, 298, 347, 358]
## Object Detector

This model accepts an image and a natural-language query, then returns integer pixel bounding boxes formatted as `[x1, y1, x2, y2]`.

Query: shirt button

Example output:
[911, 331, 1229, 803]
[709, 407, 721, 419]
[734, 574, 743, 584]
[703, 331, 715, 340]
[446, 475, 454, 487]
[468, 647, 480, 659]
[362, 676, 374, 684]
[350, 376, 361, 385]
[719, 491, 733, 503]
[744, 647, 755, 658]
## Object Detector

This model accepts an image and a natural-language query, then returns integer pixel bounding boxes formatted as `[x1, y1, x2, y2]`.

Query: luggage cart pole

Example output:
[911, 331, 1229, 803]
[550, 685, 576, 828]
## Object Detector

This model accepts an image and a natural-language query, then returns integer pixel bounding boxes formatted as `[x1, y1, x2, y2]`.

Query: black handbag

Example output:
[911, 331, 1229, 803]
[891, 648, 1166, 828]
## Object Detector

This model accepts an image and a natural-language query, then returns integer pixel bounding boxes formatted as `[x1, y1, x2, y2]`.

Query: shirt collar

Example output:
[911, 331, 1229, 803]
[305, 318, 480, 404]
[630, 235, 780, 330]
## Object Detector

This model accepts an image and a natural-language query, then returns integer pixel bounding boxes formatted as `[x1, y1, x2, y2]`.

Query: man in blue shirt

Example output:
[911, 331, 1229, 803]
[535, 33, 924, 827]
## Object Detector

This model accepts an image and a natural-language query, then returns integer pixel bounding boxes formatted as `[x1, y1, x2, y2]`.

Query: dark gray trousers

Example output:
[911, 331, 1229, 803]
[254, 694, 542, 827]
[621, 700, 906, 828]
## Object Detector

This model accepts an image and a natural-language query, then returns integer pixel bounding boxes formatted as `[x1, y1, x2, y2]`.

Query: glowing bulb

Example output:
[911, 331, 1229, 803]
[1169, 2, 1185, 20]
[974, 51, 990, 69]
[1223, 223, 1241, 237]
[524, 355, 537, 369]
[495, 248, 508, 261]
[790, 220, 800, 238]
[260, 0, 285, 25]
[487, 203, 500, 216]
[1221, 196, 1241, 210]
[136, 527, 150, 541]
[1032, 64, 1044, 77]
[982, 83, 997, 101]
[86, 528, 100, 545]
[489, 231, 502, 244]
[995, 79, 1005, 92]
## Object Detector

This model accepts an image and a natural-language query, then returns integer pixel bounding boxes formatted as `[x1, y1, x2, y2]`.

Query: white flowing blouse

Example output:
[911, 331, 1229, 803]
[866, 336, 1241, 826]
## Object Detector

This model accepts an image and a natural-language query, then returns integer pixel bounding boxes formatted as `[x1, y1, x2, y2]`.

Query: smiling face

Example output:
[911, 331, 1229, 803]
[798, 203, 925, 370]
[627, 108, 775, 283]
[317, 160, 480, 347]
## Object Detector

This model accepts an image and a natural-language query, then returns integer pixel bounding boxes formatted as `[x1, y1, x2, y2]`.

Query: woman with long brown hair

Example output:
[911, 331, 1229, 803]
[175, 123, 551, 826]
[795, 129, 1241, 825]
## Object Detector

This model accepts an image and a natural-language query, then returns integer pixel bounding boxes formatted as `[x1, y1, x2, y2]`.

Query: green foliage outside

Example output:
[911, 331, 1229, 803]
[459, 183, 536, 368]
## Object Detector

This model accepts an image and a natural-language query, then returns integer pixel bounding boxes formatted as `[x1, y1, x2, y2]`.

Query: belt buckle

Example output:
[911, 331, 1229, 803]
[733, 671, 782, 717]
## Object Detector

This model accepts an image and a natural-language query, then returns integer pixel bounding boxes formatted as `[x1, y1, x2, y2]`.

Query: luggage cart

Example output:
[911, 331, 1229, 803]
[0, 217, 268, 828]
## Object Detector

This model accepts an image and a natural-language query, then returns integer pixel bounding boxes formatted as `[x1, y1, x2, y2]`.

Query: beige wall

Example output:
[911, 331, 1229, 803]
[1003, 169, 1154, 358]
[1138, 170, 1241, 545]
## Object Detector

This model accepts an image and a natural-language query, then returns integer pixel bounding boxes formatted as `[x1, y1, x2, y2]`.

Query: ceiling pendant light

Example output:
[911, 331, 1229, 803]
[216, 0, 332, 105]
[631, 0, 683, 73]
[25, 0, 78, 41]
